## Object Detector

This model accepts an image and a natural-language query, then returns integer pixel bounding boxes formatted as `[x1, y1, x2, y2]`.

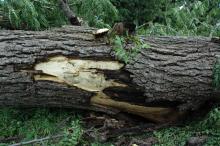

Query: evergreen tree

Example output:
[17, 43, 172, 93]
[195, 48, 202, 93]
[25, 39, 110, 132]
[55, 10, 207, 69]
[110, 0, 164, 26]
[0, 0, 68, 30]
[0, 0, 119, 29]
[139, 0, 220, 37]
[70, 0, 118, 28]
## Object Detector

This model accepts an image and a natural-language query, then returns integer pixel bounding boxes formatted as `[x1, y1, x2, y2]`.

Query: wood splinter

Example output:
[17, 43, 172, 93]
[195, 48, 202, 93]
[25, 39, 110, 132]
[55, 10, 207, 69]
[1, 26, 217, 124]
[33, 55, 181, 123]
[91, 92, 181, 123]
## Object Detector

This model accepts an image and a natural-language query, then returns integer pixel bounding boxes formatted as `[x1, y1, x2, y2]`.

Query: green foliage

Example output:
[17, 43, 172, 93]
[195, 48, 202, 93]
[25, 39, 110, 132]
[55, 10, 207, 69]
[139, 0, 220, 37]
[213, 58, 220, 89]
[153, 127, 192, 146]
[59, 119, 83, 146]
[195, 108, 220, 146]
[91, 143, 114, 146]
[0, 108, 74, 145]
[1, 108, 220, 145]
[0, 108, 113, 146]
[71, 0, 118, 28]
[110, 0, 164, 26]
[1, 0, 218, 33]
[152, 108, 220, 146]
[0, 0, 119, 30]
[113, 35, 150, 64]
[199, 108, 220, 129]
[0, 0, 220, 145]
[1, 0, 68, 30]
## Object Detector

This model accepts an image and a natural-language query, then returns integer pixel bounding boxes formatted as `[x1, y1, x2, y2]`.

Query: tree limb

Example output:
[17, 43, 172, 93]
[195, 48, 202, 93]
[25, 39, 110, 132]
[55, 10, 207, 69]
[58, 0, 81, 26]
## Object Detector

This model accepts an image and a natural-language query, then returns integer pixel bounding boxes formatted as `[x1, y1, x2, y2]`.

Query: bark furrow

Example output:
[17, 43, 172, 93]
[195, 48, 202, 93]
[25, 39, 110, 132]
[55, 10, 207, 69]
[0, 26, 219, 122]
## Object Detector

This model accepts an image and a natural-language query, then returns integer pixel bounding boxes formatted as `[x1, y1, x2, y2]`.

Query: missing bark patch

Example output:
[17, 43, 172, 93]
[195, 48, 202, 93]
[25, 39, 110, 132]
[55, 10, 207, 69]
[32, 56, 180, 123]
[34, 56, 126, 92]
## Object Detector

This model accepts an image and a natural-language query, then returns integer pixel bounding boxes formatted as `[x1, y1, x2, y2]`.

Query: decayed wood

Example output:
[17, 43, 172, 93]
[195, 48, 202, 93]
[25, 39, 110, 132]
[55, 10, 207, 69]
[0, 25, 219, 122]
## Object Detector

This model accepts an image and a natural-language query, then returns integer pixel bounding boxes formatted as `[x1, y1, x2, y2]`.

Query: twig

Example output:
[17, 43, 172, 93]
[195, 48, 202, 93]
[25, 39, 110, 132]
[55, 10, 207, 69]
[9, 134, 64, 146]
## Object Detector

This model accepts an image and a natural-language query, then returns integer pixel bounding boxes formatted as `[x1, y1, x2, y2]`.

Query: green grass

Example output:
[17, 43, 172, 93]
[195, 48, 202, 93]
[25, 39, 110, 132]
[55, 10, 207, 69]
[152, 108, 220, 146]
[0, 108, 70, 145]
[0, 108, 113, 146]
[0, 107, 220, 146]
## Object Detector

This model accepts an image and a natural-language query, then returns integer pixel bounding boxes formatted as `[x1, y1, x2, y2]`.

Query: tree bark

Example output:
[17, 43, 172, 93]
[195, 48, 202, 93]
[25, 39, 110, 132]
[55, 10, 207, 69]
[0, 26, 219, 123]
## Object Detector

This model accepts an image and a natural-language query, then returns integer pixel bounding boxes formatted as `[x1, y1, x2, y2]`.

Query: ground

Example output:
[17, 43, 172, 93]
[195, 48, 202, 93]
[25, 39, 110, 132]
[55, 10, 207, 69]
[0, 107, 220, 146]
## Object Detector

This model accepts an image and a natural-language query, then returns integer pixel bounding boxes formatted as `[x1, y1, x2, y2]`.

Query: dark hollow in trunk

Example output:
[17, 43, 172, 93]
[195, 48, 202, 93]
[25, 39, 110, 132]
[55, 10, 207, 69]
[0, 26, 219, 123]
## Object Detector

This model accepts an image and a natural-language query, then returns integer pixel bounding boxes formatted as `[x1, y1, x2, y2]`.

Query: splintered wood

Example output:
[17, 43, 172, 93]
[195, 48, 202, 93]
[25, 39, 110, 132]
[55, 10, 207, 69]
[34, 55, 179, 123]
[1, 26, 218, 123]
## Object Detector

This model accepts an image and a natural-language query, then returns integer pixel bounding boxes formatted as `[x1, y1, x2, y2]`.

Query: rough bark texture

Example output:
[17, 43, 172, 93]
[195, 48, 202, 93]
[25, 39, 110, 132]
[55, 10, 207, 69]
[127, 37, 220, 110]
[0, 26, 103, 108]
[0, 26, 219, 122]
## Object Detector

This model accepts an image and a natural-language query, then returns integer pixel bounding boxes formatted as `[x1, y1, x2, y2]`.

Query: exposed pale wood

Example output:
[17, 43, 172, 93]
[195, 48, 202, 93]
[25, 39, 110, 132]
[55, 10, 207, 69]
[0, 26, 219, 122]
[91, 92, 180, 123]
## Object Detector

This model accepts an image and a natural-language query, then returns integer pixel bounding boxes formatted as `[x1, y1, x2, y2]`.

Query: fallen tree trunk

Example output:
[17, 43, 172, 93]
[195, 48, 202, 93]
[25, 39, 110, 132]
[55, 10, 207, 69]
[0, 26, 219, 123]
